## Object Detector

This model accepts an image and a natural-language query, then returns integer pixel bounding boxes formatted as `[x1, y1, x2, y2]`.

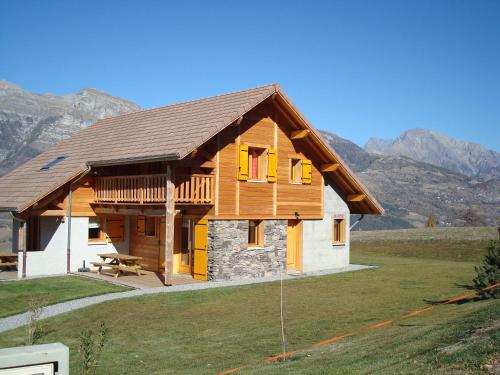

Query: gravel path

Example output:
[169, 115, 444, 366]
[0, 264, 374, 333]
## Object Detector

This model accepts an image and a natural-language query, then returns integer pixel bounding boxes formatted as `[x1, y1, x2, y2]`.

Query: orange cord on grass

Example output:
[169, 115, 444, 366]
[216, 282, 500, 375]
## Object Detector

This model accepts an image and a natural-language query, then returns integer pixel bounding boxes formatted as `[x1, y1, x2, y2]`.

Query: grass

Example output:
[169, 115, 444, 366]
[0, 276, 129, 318]
[0, 228, 498, 374]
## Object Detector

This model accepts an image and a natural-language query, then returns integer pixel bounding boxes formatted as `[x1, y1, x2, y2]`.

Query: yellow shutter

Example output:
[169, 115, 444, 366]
[238, 145, 249, 181]
[267, 147, 277, 182]
[137, 216, 145, 236]
[106, 216, 124, 242]
[193, 218, 208, 281]
[302, 159, 312, 184]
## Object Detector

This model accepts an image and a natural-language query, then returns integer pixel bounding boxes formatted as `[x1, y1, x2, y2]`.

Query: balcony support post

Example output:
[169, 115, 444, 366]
[164, 165, 175, 286]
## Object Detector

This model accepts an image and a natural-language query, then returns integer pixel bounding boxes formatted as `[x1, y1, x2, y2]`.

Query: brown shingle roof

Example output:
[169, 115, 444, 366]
[0, 83, 383, 215]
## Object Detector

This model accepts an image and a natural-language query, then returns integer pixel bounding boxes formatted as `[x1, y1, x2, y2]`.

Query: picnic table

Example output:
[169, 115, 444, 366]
[92, 253, 144, 278]
[0, 252, 18, 270]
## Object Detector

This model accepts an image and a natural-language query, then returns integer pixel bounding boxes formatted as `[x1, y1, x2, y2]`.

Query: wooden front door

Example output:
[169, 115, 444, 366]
[193, 218, 208, 281]
[160, 217, 192, 275]
[287, 220, 303, 271]
[175, 218, 193, 275]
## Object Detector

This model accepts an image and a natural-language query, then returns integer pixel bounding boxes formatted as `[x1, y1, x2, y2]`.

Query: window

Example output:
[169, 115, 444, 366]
[145, 217, 156, 237]
[248, 220, 264, 248]
[290, 159, 302, 184]
[88, 217, 103, 242]
[332, 218, 346, 245]
[40, 156, 66, 171]
[27, 216, 41, 251]
[248, 147, 266, 181]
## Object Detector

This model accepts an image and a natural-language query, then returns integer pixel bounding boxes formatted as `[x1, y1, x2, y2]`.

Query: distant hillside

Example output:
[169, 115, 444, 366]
[0, 80, 140, 175]
[321, 130, 500, 230]
[365, 128, 500, 181]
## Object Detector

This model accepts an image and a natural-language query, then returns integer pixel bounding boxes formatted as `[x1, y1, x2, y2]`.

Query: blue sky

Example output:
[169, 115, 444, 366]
[1, 0, 499, 150]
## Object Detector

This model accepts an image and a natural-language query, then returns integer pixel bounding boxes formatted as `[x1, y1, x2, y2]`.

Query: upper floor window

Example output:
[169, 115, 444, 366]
[289, 158, 312, 185]
[248, 147, 266, 181]
[290, 159, 302, 184]
[238, 145, 277, 182]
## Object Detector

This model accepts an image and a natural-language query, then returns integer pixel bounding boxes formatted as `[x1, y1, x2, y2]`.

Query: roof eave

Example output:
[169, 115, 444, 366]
[273, 88, 384, 215]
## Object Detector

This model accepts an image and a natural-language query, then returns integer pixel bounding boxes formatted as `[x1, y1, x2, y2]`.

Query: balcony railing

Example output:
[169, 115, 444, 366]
[94, 174, 214, 205]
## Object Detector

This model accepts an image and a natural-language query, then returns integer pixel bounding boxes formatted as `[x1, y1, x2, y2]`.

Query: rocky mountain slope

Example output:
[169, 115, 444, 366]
[365, 128, 500, 181]
[0, 81, 498, 233]
[0, 80, 140, 175]
[322, 131, 500, 229]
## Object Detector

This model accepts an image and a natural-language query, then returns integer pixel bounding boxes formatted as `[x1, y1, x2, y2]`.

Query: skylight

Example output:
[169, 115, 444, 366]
[40, 156, 66, 171]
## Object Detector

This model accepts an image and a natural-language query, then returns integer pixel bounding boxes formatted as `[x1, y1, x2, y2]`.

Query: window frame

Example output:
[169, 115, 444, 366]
[289, 158, 303, 184]
[248, 220, 264, 248]
[27, 216, 41, 251]
[247, 146, 268, 182]
[145, 216, 157, 237]
[332, 217, 346, 245]
[88, 216, 105, 243]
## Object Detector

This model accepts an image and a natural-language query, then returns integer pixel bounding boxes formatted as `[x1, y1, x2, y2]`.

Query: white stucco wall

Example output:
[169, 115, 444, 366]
[18, 216, 130, 278]
[301, 177, 350, 272]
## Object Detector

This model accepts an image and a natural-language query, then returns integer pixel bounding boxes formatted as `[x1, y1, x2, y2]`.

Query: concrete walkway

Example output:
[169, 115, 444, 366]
[0, 264, 374, 334]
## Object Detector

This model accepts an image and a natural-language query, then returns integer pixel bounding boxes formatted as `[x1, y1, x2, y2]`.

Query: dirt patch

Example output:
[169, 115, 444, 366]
[438, 320, 500, 355]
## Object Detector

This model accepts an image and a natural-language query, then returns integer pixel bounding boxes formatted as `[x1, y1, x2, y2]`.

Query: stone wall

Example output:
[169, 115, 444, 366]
[208, 220, 287, 280]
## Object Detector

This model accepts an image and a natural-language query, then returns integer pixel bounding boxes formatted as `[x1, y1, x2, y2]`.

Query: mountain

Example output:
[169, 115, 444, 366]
[0, 81, 498, 233]
[0, 80, 140, 175]
[319, 131, 378, 172]
[321, 131, 500, 230]
[365, 128, 500, 181]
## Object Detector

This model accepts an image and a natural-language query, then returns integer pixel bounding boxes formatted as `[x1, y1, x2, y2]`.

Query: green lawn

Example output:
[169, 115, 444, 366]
[0, 229, 498, 374]
[0, 276, 129, 318]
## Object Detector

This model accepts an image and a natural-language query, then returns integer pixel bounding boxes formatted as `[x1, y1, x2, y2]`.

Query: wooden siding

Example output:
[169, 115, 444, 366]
[212, 102, 324, 219]
[130, 215, 160, 272]
[68, 177, 97, 217]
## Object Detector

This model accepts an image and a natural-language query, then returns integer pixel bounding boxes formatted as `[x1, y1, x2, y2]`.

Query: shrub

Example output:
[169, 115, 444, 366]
[25, 296, 44, 345]
[473, 240, 500, 298]
[78, 321, 109, 375]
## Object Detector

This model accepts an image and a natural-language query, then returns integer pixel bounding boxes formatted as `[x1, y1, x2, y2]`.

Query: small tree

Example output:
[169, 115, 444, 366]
[473, 240, 500, 299]
[463, 208, 485, 227]
[79, 321, 109, 375]
[425, 210, 437, 227]
[25, 297, 44, 345]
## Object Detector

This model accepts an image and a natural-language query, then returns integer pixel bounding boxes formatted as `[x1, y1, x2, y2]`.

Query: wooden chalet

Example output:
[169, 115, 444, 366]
[0, 84, 383, 283]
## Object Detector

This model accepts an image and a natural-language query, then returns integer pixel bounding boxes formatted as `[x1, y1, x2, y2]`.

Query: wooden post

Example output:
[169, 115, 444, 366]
[164, 164, 175, 286]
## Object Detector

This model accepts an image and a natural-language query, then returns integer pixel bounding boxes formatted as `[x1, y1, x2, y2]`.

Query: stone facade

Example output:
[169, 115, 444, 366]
[208, 220, 287, 280]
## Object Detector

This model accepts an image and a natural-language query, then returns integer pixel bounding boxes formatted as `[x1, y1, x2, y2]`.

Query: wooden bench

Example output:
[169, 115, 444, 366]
[0, 262, 17, 267]
[117, 264, 144, 276]
[91, 262, 143, 277]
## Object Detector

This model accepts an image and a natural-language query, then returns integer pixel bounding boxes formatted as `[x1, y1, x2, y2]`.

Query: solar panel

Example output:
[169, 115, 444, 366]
[40, 156, 66, 171]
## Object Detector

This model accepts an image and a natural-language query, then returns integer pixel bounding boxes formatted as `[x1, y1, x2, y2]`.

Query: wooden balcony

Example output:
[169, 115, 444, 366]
[94, 174, 214, 205]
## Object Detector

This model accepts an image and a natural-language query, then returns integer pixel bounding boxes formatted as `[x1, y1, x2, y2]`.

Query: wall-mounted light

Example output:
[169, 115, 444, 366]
[294, 211, 300, 219]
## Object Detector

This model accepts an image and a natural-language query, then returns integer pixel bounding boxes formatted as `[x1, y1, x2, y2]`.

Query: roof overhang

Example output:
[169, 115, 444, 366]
[270, 87, 384, 215]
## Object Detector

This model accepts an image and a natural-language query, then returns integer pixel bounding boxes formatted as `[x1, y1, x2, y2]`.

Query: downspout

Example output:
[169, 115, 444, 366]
[350, 214, 365, 230]
[11, 212, 27, 278]
[66, 164, 92, 273]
